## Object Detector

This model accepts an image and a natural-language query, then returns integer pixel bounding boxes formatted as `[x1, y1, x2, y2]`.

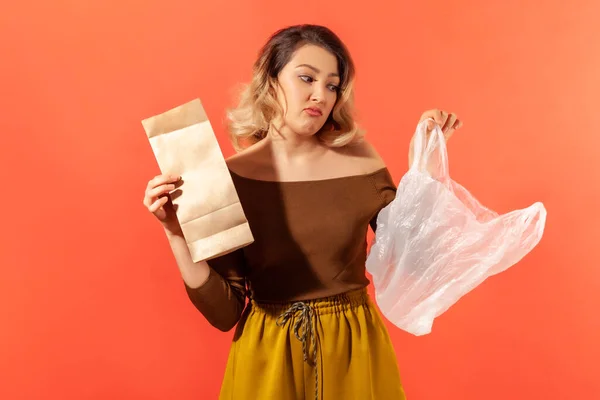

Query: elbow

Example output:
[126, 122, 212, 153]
[182, 275, 247, 332]
[207, 310, 242, 332]
[188, 302, 243, 332]
[214, 321, 237, 332]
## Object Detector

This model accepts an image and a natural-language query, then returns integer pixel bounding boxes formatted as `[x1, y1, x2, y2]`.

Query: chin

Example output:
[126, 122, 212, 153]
[292, 122, 325, 137]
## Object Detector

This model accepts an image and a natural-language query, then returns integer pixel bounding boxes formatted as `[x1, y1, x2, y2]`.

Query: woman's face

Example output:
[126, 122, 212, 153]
[274, 44, 341, 138]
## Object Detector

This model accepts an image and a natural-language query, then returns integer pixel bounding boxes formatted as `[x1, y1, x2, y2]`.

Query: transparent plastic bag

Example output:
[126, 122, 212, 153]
[366, 119, 547, 336]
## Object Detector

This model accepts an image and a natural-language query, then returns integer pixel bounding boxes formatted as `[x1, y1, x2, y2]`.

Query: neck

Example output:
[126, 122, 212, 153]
[264, 124, 326, 164]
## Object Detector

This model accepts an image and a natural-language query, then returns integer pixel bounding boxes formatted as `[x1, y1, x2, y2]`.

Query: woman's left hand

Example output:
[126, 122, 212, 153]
[408, 109, 463, 168]
[419, 109, 463, 141]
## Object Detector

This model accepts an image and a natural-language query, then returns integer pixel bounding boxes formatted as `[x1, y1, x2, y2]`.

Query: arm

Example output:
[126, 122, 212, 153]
[369, 173, 397, 233]
[165, 227, 247, 332]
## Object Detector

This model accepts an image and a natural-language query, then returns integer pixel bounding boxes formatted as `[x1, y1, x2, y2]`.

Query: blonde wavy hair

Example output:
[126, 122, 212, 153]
[226, 24, 365, 151]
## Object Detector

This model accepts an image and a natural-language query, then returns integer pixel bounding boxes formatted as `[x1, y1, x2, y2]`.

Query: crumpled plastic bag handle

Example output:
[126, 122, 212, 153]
[411, 117, 451, 181]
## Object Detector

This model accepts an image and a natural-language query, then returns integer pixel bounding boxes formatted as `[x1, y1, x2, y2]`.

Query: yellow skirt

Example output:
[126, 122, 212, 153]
[219, 288, 407, 400]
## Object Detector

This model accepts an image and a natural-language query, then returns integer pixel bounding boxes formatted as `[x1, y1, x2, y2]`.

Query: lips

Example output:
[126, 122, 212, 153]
[304, 107, 323, 116]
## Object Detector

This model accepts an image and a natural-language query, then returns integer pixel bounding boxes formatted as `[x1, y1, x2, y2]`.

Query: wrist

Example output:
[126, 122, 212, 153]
[162, 222, 183, 238]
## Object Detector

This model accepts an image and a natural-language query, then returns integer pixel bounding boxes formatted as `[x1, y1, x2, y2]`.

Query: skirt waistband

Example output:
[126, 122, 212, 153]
[249, 287, 370, 316]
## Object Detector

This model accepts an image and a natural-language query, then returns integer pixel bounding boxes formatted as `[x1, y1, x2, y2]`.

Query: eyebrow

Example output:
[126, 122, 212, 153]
[296, 63, 340, 78]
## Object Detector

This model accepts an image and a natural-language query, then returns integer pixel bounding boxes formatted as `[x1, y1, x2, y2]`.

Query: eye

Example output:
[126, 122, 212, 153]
[328, 84, 340, 92]
[299, 75, 314, 83]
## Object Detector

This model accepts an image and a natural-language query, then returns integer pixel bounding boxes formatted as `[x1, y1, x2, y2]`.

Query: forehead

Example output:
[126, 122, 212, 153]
[287, 44, 339, 76]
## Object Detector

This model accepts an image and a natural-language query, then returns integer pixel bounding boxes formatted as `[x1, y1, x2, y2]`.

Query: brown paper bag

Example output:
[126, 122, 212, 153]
[142, 98, 254, 262]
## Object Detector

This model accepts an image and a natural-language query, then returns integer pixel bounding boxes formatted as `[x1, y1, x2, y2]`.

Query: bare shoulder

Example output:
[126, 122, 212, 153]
[337, 138, 387, 174]
[225, 141, 267, 176]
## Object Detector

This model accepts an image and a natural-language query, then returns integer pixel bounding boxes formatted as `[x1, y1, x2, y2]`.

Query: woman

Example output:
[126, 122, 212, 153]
[143, 24, 461, 400]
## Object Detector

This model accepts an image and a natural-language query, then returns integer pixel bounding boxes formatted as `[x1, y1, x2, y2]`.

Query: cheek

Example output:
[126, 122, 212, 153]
[277, 80, 305, 110]
[289, 82, 309, 105]
[324, 94, 337, 114]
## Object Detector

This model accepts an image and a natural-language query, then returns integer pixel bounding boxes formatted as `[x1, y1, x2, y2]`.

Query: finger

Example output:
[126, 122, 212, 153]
[444, 119, 463, 140]
[148, 196, 169, 213]
[442, 113, 458, 133]
[147, 183, 176, 199]
[427, 119, 434, 131]
[436, 110, 447, 128]
[147, 174, 181, 190]
[169, 188, 184, 202]
[422, 109, 445, 130]
[446, 119, 462, 139]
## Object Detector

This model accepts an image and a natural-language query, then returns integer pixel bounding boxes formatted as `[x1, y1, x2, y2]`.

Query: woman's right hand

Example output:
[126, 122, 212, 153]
[143, 174, 182, 233]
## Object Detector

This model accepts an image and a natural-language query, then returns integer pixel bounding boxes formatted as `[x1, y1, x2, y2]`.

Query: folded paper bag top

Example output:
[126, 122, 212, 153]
[141, 98, 254, 262]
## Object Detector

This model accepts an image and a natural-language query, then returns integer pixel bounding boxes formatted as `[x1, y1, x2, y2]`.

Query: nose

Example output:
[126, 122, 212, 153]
[310, 84, 326, 104]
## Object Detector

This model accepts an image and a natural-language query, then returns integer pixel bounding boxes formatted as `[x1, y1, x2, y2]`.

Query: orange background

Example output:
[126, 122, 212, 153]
[1, 1, 599, 399]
